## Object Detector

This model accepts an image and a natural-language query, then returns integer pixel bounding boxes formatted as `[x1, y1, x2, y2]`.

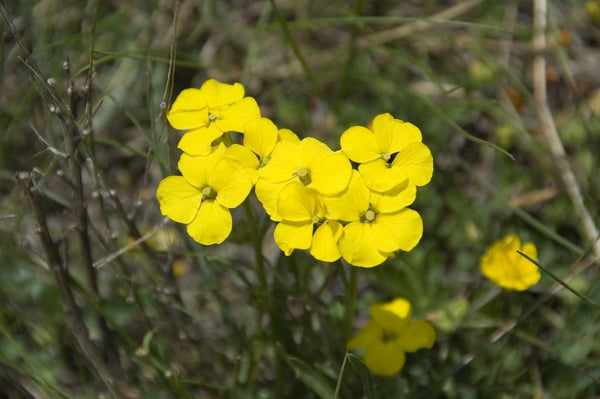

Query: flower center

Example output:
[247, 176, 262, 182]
[382, 152, 399, 168]
[258, 156, 270, 169]
[207, 112, 219, 124]
[295, 168, 312, 185]
[361, 208, 376, 223]
[381, 329, 397, 343]
[311, 215, 320, 224]
[201, 186, 217, 201]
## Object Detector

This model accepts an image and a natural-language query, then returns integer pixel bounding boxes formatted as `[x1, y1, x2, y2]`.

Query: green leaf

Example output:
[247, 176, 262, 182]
[283, 355, 336, 399]
[348, 353, 379, 399]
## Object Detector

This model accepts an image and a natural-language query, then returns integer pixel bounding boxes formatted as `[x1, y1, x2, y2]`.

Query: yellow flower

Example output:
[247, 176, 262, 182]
[224, 117, 300, 186]
[480, 234, 540, 291]
[257, 136, 352, 221]
[273, 182, 343, 262]
[340, 113, 433, 192]
[156, 145, 253, 245]
[167, 79, 261, 156]
[348, 298, 436, 376]
[325, 170, 422, 267]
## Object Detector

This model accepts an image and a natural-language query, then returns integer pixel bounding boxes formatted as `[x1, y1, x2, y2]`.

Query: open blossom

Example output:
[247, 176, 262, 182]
[340, 113, 433, 193]
[273, 182, 342, 262]
[348, 298, 436, 376]
[257, 136, 352, 221]
[224, 118, 300, 185]
[325, 170, 422, 267]
[167, 79, 260, 156]
[480, 234, 540, 291]
[156, 144, 253, 245]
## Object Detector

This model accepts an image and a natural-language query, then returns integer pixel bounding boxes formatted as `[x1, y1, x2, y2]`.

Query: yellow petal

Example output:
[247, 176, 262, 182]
[255, 179, 286, 221]
[243, 117, 278, 158]
[216, 97, 261, 132]
[372, 113, 422, 154]
[369, 183, 416, 214]
[167, 88, 208, 130]
[480, 235, 540, 291]
[347, 321, 382, 349]
[359, 159, 408, 193]
[370, 298, 412, 333]
[178, 145, 226, 188]
[370, 209, 423, 253]
[277, 182, 315, 222]
[310, 221, 342, 262]
[224, 144, 259, 183]
[177, 126, 223, 156]
[395, 320, 436, 352]
[211, 159, 253, 209]
[186, 200, 232, 245]
[308, 151, 352, 196]
[278, 128, 300, 143]
[340, 126, 380, 163]
[259, 141, 299, 183]
[521, 241, 537, 260]
[391, 142, 433, 187]
[156, 176, 201, 224]
[298, 137, 332, 168]
[200, 79, 244, 108]
[274, 221, 313, 255]
[338, 222, 388, 267]
[363, 341, 406, 376]
[324, 170, 369, 221]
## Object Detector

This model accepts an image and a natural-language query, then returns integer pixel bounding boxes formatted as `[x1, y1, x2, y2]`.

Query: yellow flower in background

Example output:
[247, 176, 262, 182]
[273, 182, 342, 262]
[340, 113, 433, 192]
[480, 234, 540, 291]
[325, 170, 422, 267]
[348, 298, 436, 376]
[156, 145, 253, 245]
[167, 79, 260, 156]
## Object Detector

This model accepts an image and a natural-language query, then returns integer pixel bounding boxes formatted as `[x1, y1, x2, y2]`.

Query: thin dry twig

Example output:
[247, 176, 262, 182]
[532, 0, 600, 259]
[15, 171, 121, 398]
[94, 218, 168, 269]
[356, 0, 482, 48]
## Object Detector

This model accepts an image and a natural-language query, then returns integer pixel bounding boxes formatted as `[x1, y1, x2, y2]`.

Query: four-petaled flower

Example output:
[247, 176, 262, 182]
[258, 136, 352, 221]
[273, 182, 343, 262]
[480, 234, 540, 291]
[348, 298, 436, 376]
[325, 170, 422, 267]
[156, 144, 253, 245]
[340, 113, 433, 192]
[167, 79, 261, 156]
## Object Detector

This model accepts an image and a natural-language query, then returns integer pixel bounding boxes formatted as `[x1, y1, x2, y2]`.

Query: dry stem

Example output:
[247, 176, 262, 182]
[532, 0, 600, 259]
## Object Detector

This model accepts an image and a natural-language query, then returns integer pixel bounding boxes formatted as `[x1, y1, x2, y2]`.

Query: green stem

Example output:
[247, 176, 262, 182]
[344, 266, 359, 344]
[243, 199, 268, 291]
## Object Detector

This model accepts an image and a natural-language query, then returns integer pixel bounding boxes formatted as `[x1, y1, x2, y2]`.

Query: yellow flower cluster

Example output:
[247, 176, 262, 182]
[480, 234, 540, 291]
[157, 79, 433, 267]
[348, 298, 436, 376]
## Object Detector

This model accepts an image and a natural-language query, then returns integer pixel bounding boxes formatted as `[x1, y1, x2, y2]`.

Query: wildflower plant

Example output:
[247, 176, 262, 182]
[157, 79, 433, 268]
[154, 78, 437, 380]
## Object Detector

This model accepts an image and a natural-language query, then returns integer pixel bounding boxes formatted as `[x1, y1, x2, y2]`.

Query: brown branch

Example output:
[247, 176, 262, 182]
[532, 0, 600, 260]
[15, 171, 121, 398]
[61, 57, 117, 362]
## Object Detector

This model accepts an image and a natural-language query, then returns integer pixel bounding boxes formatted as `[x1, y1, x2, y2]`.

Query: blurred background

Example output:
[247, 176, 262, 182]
[1, 0, 599, 397]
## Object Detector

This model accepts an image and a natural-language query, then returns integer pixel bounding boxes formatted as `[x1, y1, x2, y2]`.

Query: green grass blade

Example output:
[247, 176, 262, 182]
[517, 250, 600, 308]
[283, 354, 335, 399]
